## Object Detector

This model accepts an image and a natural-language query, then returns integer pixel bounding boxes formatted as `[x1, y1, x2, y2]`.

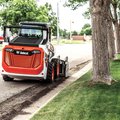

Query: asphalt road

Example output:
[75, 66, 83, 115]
[54, 43, 92, 68]
[0, 43, 92, 103]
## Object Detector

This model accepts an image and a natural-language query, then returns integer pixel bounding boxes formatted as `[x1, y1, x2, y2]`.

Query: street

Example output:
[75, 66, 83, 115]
[0, 43, 92, 103]
[54, 43, 92, 68]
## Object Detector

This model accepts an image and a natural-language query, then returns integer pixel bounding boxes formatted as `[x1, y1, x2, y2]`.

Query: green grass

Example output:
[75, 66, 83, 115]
[115, 54, 120, 59]
[51, 39, 85, 45]
[110, 60, 120, 80]
[31, 60, 120, 120]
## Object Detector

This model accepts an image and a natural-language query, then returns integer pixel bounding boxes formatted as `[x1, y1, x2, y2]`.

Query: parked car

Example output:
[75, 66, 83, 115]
[0, 31, 3, 44]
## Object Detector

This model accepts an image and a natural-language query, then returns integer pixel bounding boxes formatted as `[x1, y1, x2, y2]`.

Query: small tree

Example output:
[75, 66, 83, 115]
[60, 29, 69, 39]
[80, 23, 92, 35]
[72, 30, 78, 35]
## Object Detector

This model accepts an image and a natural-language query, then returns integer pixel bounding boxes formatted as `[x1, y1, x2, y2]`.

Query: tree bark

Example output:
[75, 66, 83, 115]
[107, 13, 115, 59]
[112, 3, 120, 53]
[90, 0, 112, 84]
[114, 22, 120, 53]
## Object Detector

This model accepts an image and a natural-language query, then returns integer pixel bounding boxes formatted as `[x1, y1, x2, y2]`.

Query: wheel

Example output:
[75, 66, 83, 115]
[3, 75, 14, 81]
[64, 62, 69, 78]
[52, 59, 60, 79]
[47, 62, 55, 83]
[59, 60, 69, 78]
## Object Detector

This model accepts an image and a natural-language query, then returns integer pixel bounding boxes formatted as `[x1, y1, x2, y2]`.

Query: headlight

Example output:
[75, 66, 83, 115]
[5, 48, 14, 52]
[32, 50, 40, 54]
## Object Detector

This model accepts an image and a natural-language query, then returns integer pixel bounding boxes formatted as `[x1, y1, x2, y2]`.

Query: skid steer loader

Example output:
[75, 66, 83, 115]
[1, 22, 69, 82]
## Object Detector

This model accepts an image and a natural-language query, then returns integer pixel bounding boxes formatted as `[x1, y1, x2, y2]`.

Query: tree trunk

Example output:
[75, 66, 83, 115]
[90, 0, 112, 84]
[107, 18, 115, 59]
[114, 22, 120, 53]
[112, 4, 120, 53]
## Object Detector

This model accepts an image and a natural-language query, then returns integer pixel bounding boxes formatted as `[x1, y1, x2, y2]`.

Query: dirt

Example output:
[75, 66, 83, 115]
[0, 61, 90, 120]
[70, 60, 90, 74]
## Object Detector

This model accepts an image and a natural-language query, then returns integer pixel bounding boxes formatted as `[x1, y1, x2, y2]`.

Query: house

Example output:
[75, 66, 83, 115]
[72, 35, 92, 41]
[72, 35, 85, 41]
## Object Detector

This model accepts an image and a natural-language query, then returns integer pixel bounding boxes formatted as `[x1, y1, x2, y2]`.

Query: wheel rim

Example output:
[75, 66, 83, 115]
[57, 63, 60, 76]
[52, 67, 54, 81]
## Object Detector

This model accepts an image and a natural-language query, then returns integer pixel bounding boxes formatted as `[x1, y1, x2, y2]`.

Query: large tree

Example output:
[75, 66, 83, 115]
[0, 0, 57, 35]
[90, 0, 112, 84]
[82, 8, 115, 59]
[0, 0, 37, 25]
[67, 0, 112, 84]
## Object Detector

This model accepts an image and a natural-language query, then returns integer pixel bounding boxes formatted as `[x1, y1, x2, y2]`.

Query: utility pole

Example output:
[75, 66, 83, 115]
[57, 2, 60, 44]
[70, 20, 72, 40]
[70, 20, 74, 40]
[118, 10, 120, 24]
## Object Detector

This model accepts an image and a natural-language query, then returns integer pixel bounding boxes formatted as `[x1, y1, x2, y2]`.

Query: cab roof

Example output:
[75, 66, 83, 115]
[19, 21, 50, 28]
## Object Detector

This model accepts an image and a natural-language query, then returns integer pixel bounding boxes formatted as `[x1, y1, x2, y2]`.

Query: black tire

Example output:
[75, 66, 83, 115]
[63, 62, 69, 78]
[3, 75, 14, 81]
[52, 59, 60, 79]
[59, 60, 65, 77]
[47, 62, 55, 83]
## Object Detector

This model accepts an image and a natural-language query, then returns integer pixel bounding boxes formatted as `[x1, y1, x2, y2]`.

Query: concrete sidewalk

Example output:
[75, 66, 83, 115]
[13, 61, 92, 120]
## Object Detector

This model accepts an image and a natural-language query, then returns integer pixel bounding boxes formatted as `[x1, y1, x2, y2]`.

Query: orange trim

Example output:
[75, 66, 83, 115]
[57, 63, 60, 76]
[52, 67, 55, 81]
[2, 45, 44, 75]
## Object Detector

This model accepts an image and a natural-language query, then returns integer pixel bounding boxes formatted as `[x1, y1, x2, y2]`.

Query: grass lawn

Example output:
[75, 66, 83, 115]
[31, 60, 120, 120]
[116, 54, 120, 59]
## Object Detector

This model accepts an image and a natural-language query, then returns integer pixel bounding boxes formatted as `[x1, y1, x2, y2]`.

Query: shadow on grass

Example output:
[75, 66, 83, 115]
[66, 72, 120, 120]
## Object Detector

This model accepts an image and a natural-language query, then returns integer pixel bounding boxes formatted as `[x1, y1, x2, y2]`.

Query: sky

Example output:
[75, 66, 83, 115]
[37, 0, 91, 32]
